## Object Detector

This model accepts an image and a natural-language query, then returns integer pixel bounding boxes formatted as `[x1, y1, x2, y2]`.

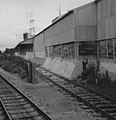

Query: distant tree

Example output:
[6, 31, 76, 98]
[4, 48, 15, 55]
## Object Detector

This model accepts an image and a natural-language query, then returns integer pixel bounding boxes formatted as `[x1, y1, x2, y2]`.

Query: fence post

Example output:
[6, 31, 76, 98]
[29, 61, 35, 83]
[32, 63, 35, 83]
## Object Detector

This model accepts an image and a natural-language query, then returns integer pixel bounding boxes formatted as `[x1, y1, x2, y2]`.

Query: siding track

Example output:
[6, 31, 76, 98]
[37, 67, 116, 120]
[0, 99, 11, 120]
[0, 74, 53, 120]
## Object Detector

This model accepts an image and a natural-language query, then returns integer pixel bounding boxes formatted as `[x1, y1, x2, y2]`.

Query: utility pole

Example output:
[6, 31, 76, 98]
[29, 11, 35, 38]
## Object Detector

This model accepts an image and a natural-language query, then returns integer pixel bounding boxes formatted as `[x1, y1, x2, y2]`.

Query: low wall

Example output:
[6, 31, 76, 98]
[100, 61, 116, 82]
[38, 56, 116, 82]
[42, 57, 83, 80]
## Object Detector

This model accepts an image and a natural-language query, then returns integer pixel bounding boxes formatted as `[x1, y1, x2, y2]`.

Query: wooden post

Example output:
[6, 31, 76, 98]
[32, 64, 35, 83]
[95, 41, 100, 85]
[29, 62, 35, 83]
[113, 39, 115, 60]
[96, 41, 100, 72]
[29, 62, 32, 82]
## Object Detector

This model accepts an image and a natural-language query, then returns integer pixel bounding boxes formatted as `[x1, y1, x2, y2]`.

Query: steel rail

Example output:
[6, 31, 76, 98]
[38, 67, 116, 120]
[0, 73, 53, 120]
[0, 99, 12, 120]
[40, 66, 116, 103]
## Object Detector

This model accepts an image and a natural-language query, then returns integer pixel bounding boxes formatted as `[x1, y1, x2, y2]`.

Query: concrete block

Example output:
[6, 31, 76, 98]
[49, 58, 57, 71]
[62, 61, 69, 77]
[57, 60, 67, 76]
[52, 58, 62, 73]
[42, 58, 48, 68]
[100, 61, 116, 82]
[46, 58, 53, 70]
[70, 60, 83, 79]
[43, 58, 52, 69]
[63, 61, 76, 79]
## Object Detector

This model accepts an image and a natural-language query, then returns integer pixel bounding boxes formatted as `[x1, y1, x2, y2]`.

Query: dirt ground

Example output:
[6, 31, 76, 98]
[0, 68, 103, 120]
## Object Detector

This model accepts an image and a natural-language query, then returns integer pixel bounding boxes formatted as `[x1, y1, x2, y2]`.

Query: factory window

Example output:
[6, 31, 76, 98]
[57, 45, 62, 57]
[62, 44, 69, 59]
[49, 42, 75, 59]
[49, 46, 52, 57]
[99, 40, 107, 58]
[114, 39, 116, 59]
[52, 45, 61, 57]
[107, 39, 113, 59]
[52, 46, 56, 57]
[69, 42, 75, 59]
[79, 41, 97, 56]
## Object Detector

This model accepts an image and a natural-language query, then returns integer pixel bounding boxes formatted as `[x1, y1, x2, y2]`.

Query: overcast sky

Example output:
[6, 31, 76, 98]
[0, 0, 94, 51]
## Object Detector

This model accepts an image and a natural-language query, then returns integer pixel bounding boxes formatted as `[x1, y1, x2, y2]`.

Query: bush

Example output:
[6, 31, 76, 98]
[82, 62, 96, 84]
[97, 70, 111, 86]
[0, 54, 29, 81]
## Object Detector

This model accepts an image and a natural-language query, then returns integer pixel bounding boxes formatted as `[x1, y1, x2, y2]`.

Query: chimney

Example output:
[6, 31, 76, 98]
[23, 32, 28, 41]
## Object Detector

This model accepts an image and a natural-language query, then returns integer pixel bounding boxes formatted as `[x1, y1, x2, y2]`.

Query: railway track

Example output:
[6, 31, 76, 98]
[0, 99, 11, 120]
[37, 67, 116, 120]
[0, 74, 53, 120]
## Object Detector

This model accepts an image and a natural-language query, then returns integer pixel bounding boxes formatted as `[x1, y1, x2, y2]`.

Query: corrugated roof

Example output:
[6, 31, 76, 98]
[15, 38, 33, 49]
[19, 38, 33, 44]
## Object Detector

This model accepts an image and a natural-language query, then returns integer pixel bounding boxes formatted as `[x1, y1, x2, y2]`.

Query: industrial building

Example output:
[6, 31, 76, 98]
[15, 0, 116, 81]
[15, 34, 33, 61]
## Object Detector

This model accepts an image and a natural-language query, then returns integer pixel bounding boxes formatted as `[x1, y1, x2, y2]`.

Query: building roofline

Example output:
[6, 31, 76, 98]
[16, 0, 97, 48]
[33, 10, 73, 38]
[72, 1, 96, 11]
[15, 37, 33, 49]
[34, 1, 97, 38]
[19, 37, 34, 44]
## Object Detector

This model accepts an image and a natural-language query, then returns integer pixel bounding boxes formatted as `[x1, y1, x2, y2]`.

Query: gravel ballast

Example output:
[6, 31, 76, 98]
[0, 68, 102, 120]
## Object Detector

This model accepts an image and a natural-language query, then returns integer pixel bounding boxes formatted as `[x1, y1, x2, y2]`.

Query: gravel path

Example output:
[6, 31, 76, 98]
[0, 68, 100, 120]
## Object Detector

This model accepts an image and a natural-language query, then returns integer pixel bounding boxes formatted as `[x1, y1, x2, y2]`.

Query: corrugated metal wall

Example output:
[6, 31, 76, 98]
[34, 0, 116, 60]
[44, 3, 97, 45]
[33, 32, 45, 58]
[77, 3, 97, 26]
[75, 3, 97, 41]
[33, 2, 98, 60]
[45, 12, 75, 46]
[97, 0, 116, 39]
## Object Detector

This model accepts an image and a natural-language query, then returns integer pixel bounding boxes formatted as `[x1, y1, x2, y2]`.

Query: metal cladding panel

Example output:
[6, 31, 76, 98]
[44, 12, 74, 46]
[112, 16, 116, 37]
[51, 28, 75, 45]
[97, 0, 102, 22]
[107, 0, 112, 18]
[105, 16, 116, 38]
[45, 29, 52, 46]
[112, 0, 116, 16]
[45, 38, 52, 46]
[34, 33, 45, 56]
[76, 26, 97, 41]
[97, 0, 112, 22]
[101, 0, 107, 20]
[97, 20, 105, 39]
[105, 17, 113, 38]
[77, 3, 97, 26]
[98, 16, 116, 40]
